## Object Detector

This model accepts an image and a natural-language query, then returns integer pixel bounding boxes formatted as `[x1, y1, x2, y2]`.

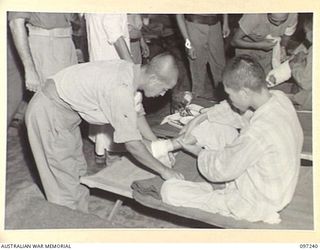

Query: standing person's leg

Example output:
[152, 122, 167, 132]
[130, 40, 142, 64]
[25, 89, 89, 212]
[208, 22, 226, 88]
[186, 21, 209, 98]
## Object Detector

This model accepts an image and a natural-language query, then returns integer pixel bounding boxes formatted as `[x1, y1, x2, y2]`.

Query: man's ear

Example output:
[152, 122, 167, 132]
[148, 74, 157, 86]
[240, 87, 251, 98]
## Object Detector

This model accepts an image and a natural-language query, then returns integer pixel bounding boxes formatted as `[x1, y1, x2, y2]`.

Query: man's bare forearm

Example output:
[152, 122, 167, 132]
[114, 36, 134, 63]
[125, 140, 166, 175]
[9, 18, 36, 70]
[137, 116, 157, 141]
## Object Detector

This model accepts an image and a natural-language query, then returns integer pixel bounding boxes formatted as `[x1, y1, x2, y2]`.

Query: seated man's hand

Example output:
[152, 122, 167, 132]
[258, 39, 277, 52]
[180, 133, 197, 145]
[161, 167, 184, 180]
[180, 142, 202, 157]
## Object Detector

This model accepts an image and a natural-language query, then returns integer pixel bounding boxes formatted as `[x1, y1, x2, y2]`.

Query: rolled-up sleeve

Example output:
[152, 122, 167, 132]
[198, 134, 263, 182]
[102, 84, 142, 143]
[206, 101, 251, 129]
[102, 14, 127, 44]
[8, 12, 30, 22]
[238, 14, 259, 35]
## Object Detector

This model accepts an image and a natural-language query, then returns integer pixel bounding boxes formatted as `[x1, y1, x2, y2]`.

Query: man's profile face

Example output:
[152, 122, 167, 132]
[267, 13, 289, 26]
[224, 85, 250, 112]
[144, 77, 169, 98]
[144, 71, 177, 98]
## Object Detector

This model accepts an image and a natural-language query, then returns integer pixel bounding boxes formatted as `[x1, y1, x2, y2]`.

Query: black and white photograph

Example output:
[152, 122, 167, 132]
[5, 9, 313, 233]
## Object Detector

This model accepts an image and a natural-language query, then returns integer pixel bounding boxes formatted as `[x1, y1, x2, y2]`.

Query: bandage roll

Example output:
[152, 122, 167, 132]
[151, 140, 174, 158]
[150, 139, 175, 168]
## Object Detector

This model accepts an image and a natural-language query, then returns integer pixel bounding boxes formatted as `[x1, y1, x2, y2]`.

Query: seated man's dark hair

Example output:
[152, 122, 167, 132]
[222, 55, 267, 92]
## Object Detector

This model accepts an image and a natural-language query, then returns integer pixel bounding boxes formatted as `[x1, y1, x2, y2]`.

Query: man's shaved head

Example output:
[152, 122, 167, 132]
[146, 52, 179, 88]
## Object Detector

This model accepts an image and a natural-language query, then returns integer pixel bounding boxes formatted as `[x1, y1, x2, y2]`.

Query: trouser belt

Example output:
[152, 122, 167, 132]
[27, 24, 72, 37]
[185, 14, 219, 26]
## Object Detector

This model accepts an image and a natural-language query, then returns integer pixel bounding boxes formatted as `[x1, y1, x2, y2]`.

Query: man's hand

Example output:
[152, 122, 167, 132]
[222, 23, 230, 38]
[180, 142, 202, 157]
[161, 167, 184, 180]
[178, 133, 197, 145]
[186, 47, 196, 60]
[140, 38, 150, 58]
[258, 39, 277, 52]
[25, 67, 41, 92]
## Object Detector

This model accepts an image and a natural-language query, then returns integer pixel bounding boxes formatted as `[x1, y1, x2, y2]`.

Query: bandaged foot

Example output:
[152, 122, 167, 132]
[266, 60, 291, 87]
[150, 139, 175, 167]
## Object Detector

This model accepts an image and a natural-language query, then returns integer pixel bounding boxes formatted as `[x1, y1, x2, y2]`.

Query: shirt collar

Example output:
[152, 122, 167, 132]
[250, 91, 276, 121]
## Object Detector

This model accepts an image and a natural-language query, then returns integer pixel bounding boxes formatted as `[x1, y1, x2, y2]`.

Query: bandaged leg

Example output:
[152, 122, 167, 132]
[161, 179, 231, 216]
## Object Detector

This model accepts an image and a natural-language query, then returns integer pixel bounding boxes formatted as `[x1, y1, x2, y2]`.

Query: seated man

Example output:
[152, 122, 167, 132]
[160, 55, 303, 224]
[25, 52, 184, 213]
[266, 14, 312, 110]
[145, 117, 239, 167]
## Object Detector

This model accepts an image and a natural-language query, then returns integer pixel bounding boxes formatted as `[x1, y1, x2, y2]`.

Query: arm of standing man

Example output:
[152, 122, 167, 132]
[114, 36, 134, 63]
[176, 14, 196, 59]
[125, 140, 184, 180]
[102, 14, 134, 63]
[9, 18, 41, 92]
[231, 27, 277, 52]
[137, 116, 158, 141]
[222, 14, 230, 38]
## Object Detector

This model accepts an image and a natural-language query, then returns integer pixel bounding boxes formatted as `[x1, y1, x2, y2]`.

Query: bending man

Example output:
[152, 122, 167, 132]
[25, 53, 184, 213]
